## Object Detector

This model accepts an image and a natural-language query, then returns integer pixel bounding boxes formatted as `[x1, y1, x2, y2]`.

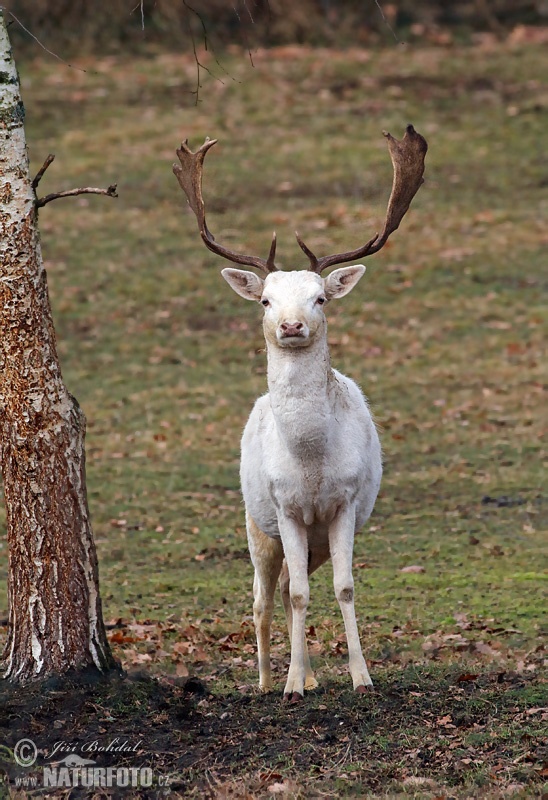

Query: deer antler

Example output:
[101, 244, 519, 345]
[173, 138, 278, 274]
[297, 125, 428, 274]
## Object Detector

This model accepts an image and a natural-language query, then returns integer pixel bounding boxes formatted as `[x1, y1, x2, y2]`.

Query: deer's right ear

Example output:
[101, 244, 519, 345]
[222, 268, 265, 301]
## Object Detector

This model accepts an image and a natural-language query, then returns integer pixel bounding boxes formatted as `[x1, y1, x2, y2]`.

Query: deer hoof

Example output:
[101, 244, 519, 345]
[283, 691, 303, 704]
[355, 684, 374, 694]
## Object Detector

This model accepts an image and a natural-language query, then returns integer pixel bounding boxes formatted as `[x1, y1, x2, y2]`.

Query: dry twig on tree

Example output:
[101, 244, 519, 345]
[36, 184, 118, 208]
[32, 152, 118, 207]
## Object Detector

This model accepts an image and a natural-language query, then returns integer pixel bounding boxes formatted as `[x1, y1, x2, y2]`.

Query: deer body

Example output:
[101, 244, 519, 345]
[242, 304, 381, 542]
[221, 266, 382, 697]
[173, 125, 427, 700]
[242, 359, 381, 541]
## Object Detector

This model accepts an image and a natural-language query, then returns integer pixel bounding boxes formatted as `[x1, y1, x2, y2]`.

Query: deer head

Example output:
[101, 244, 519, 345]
[173, 126, 427, 348]
[220, 266, 366, 349]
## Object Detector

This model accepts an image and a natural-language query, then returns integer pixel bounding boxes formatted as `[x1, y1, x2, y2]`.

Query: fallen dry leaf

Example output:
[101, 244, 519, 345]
[456, 673, 479, 683]
[267, 783, 287, 794]
[402, 776, 437, 788]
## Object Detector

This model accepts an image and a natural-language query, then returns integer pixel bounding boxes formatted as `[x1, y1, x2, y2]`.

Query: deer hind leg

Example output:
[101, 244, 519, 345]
[279, 545, 330, 692]
[246, 512, 284, 692]
[329, 506, 373, 691]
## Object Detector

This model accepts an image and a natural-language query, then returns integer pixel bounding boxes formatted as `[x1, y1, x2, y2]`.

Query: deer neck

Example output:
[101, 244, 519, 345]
[265, 333, 334, 458]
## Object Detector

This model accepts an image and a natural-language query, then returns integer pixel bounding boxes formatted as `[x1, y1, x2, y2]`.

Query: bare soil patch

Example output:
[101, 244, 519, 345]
[0, 665, 546, 797]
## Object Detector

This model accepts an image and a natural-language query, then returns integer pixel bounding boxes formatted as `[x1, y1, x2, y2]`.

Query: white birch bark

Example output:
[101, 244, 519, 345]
[0, 10, 116, 683]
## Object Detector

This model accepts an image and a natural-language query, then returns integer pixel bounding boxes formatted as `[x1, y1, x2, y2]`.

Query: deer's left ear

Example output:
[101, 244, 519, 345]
[324, 265, 366, 300]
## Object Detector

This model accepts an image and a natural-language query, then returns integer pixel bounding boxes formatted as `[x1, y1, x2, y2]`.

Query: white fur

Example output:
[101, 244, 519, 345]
[222, 265, 382, 698]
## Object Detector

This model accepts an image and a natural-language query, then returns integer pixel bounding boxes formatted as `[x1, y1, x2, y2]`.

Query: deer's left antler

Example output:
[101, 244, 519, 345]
[298, 125, 428, 274]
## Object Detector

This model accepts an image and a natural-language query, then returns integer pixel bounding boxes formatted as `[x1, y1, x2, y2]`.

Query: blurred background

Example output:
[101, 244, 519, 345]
[4, 0, 548, 53]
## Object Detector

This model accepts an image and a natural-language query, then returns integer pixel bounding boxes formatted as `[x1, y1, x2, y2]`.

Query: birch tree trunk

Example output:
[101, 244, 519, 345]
[0, 10, 117, 683]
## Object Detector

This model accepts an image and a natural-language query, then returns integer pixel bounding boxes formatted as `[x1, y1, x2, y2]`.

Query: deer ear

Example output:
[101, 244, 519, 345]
[324, 265, 366, 300]
[222, 268, 265, 301]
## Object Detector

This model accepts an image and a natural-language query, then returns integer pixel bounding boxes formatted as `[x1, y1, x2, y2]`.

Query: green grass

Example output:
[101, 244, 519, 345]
[0, 38, 546, 797]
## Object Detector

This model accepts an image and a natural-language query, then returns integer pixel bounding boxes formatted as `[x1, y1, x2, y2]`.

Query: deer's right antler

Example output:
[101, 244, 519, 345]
[173, 138, 278, 275]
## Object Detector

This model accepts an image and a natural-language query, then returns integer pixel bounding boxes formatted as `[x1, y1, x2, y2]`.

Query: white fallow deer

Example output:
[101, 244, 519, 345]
[174, 126, 427, 701]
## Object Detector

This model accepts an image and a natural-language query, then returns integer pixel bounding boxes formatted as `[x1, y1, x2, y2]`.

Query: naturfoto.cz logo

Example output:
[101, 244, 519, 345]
[43, 762, 153, 789]
[12, 738, 168, 790]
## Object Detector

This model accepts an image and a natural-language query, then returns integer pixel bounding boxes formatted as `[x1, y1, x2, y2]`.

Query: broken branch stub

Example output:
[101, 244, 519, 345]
[36, 184, 118, 208]
[32, 152, 118, 208]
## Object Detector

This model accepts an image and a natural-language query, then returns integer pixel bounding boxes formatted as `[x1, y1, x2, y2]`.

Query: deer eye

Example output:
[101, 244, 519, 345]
[316, 296, 326, 305]
[261, 298, 270, 307]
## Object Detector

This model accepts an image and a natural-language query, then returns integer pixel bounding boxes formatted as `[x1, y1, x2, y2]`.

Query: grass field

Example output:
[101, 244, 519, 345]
[0, 32, 547, 797]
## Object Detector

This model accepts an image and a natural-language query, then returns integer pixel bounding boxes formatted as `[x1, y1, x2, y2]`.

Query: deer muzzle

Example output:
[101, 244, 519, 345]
[277, 320, 310, 346]
[280, 321, 304, 337]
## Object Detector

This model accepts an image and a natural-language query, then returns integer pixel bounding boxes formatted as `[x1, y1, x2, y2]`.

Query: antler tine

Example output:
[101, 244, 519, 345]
[266, 231, 277, 271]
[295, 231, 319, 269]
[303, 125, 428, 274]
[173, 138, 278, 274]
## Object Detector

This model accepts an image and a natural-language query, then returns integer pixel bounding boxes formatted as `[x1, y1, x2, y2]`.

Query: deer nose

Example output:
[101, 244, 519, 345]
[280, 321, 304, 337]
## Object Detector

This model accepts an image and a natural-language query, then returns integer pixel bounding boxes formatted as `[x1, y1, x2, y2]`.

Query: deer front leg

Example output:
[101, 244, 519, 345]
[279, 561, 317, 691]
[278, 518, 309, 701]
[329, 506, 373, 691]
[246, 513, 284, 692]
[279, 543, 330, 691]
